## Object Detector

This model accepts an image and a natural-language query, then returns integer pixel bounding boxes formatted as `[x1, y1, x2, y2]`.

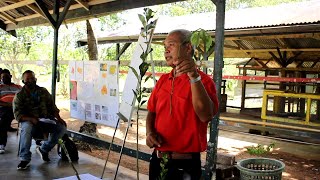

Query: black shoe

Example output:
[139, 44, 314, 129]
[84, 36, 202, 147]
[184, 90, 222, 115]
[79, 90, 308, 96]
[8, 127, 17, 132]
[17, 161, 30, 170]
[36, 147, 50, 162]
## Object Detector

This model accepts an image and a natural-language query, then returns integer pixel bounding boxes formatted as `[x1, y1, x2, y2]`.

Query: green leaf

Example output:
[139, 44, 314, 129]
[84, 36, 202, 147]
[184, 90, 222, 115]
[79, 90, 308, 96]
[132, 89, 138, 98]
[147, 47, 153, 54]
[139, 62, 150, 77]
[205, 36, 213, 52]
[137, 95, 141, 103]
[145, 74, 152, 83]
[146, 8, 155, 22]
[146, 24, 155, 31]
[138, 14, 146, 27]
[129, 66, 140, 79]
[140, 53, 146, 61]
[191, 31, 200, 47]
[58, 139, 63, 144]
[141, 100, 147, 106]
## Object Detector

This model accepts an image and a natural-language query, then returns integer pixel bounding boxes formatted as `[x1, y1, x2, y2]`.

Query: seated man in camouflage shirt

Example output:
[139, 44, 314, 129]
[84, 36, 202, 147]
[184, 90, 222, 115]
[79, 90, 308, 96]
[13, 70, 66, 170]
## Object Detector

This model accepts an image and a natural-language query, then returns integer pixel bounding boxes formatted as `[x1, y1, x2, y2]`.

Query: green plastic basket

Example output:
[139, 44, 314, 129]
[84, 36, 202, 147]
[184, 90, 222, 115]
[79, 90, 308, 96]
[236, 158, 285, 180]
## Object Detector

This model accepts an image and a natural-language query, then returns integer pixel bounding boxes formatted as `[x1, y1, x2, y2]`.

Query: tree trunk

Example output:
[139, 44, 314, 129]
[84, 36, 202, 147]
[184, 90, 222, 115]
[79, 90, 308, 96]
[86, 20, 98, 61]
[79, 20, 99, 137]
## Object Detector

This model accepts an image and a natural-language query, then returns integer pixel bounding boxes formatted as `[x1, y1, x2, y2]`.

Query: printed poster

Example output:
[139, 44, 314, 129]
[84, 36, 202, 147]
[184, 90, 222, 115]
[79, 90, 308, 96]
[69, 61, 119, 128]
[75, 61, 84, 81]
[69, 61, 76, 81]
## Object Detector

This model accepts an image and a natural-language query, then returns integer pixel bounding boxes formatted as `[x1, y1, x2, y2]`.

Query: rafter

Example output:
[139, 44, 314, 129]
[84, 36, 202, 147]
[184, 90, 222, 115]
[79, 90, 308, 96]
[269, 52, 284, 67]
[5, 0, 115, 24]
[6, 0, 185, 30]
[228, 33, 320, 40]
[34, 0, 55, 26]
[57, 0, 73, 27]
[26, 4, 46, 19]
[0, 12, 16, 25]
[75, 0, 90, 11]
[226, 48, 320, 53]
[276, 47, 284, 62]
[0, 0, 34, 12]
[243, 38, 287, 48]
[255, 59, 268, 68]
[286, 51, 303, 66]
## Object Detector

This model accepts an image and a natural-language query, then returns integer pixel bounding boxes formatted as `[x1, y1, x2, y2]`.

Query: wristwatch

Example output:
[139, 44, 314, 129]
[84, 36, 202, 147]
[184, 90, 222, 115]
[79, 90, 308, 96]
[190, 75, 201, 84]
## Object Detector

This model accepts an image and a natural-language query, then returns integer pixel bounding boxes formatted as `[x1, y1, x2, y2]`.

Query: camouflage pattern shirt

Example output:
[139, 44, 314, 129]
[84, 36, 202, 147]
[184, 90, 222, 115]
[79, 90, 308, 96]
[13, 85, 59, 122]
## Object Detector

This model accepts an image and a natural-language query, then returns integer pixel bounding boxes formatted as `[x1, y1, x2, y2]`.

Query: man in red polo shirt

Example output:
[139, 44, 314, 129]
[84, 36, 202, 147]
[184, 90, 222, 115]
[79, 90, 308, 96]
[0, 69, 22, 154]
[146, 29, 219, 179]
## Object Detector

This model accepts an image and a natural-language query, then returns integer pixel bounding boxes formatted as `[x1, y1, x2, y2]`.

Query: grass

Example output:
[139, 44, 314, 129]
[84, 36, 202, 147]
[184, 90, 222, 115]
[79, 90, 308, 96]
[246, 143, 275, 155]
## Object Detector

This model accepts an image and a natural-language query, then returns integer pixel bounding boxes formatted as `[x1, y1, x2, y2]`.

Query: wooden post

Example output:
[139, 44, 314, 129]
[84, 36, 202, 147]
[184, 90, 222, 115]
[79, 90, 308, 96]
[316, 82, 320, 121]
[205, 0, 225, 180]
[241, 69, 247, 111]
[299, 72, 306, 114]
[274, 70, 286, 113]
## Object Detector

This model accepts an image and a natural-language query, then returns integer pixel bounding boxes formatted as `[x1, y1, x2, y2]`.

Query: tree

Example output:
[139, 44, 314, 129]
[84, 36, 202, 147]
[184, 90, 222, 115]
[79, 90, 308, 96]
[157, 0, 308, 16]
[157, 0, 216, 16]
[227, 0, 306, 10]
[0, 26, 51, 83]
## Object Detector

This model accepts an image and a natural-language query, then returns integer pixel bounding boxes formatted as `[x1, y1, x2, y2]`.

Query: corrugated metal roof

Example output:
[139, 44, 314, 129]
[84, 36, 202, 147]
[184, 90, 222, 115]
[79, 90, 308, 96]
[77, 0, 320, 69]
[99, 0, 320, 37]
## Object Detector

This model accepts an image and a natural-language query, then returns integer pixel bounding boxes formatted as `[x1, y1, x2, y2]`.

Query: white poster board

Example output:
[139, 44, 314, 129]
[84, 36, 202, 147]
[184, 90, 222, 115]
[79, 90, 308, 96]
[118, 20, 157, 122]
[69, 61, 119, 128]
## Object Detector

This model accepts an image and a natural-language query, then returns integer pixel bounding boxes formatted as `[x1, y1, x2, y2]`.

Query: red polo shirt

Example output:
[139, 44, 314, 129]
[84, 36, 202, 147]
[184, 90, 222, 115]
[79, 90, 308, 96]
[147, 70, 218, 153]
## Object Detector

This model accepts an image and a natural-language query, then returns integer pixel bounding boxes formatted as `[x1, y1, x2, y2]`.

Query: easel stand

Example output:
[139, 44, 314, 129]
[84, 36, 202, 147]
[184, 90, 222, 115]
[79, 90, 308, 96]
[100, 111, 136, 180]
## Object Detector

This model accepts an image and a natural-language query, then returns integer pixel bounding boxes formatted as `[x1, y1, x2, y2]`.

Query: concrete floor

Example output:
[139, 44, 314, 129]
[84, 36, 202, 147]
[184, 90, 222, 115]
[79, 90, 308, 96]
[0, 132, 148, 180]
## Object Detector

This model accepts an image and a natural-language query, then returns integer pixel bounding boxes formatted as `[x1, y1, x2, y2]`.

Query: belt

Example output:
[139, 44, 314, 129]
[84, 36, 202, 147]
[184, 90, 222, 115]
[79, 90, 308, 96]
[155, 150, 198, 160]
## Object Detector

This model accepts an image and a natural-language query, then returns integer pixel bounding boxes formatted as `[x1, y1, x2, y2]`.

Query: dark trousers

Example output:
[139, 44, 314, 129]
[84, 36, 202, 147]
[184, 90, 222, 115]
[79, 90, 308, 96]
[149, 151, 202, 180]
[0, 107, 14, 146]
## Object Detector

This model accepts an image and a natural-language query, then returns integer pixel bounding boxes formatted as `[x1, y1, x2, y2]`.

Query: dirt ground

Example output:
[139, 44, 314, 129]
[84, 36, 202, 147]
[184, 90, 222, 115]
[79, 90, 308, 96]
[58, 107, 320, 180]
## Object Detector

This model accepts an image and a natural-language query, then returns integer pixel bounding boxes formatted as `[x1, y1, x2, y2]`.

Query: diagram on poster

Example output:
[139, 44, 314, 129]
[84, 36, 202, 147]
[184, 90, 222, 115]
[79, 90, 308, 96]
[69, 61, 119, 127]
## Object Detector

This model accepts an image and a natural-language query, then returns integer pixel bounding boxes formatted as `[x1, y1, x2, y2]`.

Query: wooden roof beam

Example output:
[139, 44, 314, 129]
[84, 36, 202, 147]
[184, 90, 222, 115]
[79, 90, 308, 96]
[0, 12, 16, 25]
[26, 4, 46, 19]
[286, 51, 302, 66]
[276, 47, 285, 62]
[310, 61, 318, 68]
[227, 33, 320, 40]
[0, 0, 34, 12]
[75, 0, 90, 11]
[224, 44, 240, 49]
[34, 0, 55, 26]
[269, 52, 284, 67]
[254, 59, 268, 68]
[4, 1, 45, 19]
[240, 66, 320, 72]
[225, 48, 320, 53]
[232, 40, 253, 56]
[0, 18, 16, 36]
[6, 0, 185, 30]
[5, 0, 115, 24]
[243, 38, 286, 48]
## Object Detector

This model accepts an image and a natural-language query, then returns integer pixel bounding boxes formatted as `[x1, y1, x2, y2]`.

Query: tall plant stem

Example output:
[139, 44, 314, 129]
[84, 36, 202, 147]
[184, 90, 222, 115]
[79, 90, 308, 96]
[61, 143, 81, 180]
[136, 105, 140, 180]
